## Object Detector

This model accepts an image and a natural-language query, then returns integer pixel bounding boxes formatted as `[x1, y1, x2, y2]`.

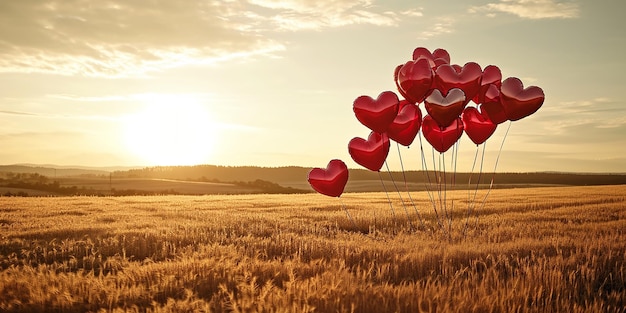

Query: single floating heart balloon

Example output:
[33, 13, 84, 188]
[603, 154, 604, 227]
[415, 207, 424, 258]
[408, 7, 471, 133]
[348, 131, 390, 172]
[462, 107, 497, 145]
[394, 64, 411, 102]
[353, 91, 399, 133]
[500, 77, 545, 121]
[480, 84, 508, 124]
[412, 47, 437, 68]
[481, 65, 502, 87]
[396, 58, 433, 104]
[412, 47, 450, 69]
[308, 159, 349, 197]
[422, 115, 464, 153]
[434, 62, 482, 103]
[432, 48, 451, 65]
[424, 88, 466, 128]
[473, 65, 502, 104]
[412, 47, 431, 59]
[387, 101, 422, 146]
[433, 58, 449, 70]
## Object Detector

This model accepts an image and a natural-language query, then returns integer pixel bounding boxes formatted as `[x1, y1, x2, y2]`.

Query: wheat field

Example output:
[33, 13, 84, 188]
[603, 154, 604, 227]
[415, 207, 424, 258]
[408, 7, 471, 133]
[0, 185, 624, 312]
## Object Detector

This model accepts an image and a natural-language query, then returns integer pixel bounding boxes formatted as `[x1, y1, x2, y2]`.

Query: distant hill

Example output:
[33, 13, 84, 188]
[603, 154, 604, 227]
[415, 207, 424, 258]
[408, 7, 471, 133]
[110, 165, 626, 191]
[112, 165, 312, 183]
[1, 164, 625, 195]
[0, 164, 140, 177]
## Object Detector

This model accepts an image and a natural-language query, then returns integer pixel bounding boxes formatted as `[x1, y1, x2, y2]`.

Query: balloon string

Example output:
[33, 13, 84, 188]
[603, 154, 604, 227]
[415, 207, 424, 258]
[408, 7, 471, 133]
[385, 159, 413, 230]
[417, 134, 437, 209]
[466, 143, 480, 211]
[463, 144, 480, 237]
[433, 146, 443, 224]
[378, 171, 396, 221]
[396, 142, 425, 230]
[463, 142, 486, 237]
[474, 121, 512, 226]
[340, 197, 357, 230]
[436, 135, 443, 222]
[435, 148, 448, 234]
[418, 134, 442, 230]
[438, 120, 461, 237]
[447, 135, 461, 233]
[436, 150, 450, 238]
[439, 152, 452, 234]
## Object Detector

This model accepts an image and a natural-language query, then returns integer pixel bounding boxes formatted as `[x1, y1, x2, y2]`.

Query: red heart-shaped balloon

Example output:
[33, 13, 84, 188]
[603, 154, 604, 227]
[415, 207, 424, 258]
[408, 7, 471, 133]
[307, 159, 349, 197]
[500, 77, 545, 121]
[433, 58, 449, 70]
[432, 48, 451, 64]
[348, 131, 390, 172]
[480, 84, 508, 124]
[462, 107, 497, 145]
[353, 91, 399, 133]
[393, 64, 411, 102]
[412, 47, 450, 69]
[421, 115, 464, 153]
[396, 58, 433, 104]
[424, 88, 466, 128]
[412, 47, 435, 65]
[387, 101, 422, 146]
[473, 65, 502, 104]
[434, 62, 482, 103]
[481, 65, 502, 87]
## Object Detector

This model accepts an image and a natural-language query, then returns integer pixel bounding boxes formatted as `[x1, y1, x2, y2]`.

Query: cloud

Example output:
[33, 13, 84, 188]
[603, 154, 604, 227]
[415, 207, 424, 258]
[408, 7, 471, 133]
[244, 0, 407, 31]
[0, 1, 284, 77]
[469, 0, 580, 19]
[0, 130, 83, 141]
[517, 97, 626, 144]
[499, 150, 626, 173]
[416, 17, 454, 40]
[0, 0, 419, 77]
[47, 94, 129, 102]
[401, 9, 424, 18]
[0, 110, 39, 117]
[46, 92, 214, 103]
[540, 97, 624, 118]
[0, 109, 118, 122]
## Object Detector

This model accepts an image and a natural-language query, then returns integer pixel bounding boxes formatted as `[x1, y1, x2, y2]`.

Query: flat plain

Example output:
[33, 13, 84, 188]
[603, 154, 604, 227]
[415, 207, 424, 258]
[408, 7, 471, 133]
[0, 185, 625, 312]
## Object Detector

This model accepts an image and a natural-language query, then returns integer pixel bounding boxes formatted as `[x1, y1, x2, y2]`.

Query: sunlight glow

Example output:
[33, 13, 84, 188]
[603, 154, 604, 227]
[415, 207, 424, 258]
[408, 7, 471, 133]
[123, 94, 216, 166]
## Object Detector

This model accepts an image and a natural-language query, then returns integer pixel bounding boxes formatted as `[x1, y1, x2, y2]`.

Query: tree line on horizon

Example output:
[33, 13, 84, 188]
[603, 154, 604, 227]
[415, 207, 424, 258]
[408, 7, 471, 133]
[0, 171, 306, 197]
[1, 166, 625, 197]
[110, 165, 626, 186]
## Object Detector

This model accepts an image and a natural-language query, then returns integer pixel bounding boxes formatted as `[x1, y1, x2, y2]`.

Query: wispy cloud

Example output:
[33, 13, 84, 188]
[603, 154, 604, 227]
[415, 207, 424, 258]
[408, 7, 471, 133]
[523, 97, 626, 144]
[541, 97, 621, 116]
[416, 17, 454, 40]
[469, 0, 580, 19]
[244, 0, 409, 31]
[0, 0, 421, 77]
[0, 110, 39, 117]
[46, 92, 215, 103]
[0, 1, 283, 78]
[0, 130, 83, 141]
[0, 109, 119, 122]
[47, 94, 129, 102]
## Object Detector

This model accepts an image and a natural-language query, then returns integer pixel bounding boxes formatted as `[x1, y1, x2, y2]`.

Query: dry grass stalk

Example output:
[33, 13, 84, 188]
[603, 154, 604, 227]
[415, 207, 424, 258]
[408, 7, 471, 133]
[0, 185, 624, 312]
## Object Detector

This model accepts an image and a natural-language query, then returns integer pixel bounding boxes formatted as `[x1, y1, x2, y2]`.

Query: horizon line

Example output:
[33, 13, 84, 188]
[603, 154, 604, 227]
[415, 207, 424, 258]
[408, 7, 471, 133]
[2, 163, 625, 176]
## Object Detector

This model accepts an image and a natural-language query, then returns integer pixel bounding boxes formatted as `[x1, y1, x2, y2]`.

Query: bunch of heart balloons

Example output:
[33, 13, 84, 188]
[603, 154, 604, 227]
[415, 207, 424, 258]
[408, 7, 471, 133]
[308, 47, 544, 198]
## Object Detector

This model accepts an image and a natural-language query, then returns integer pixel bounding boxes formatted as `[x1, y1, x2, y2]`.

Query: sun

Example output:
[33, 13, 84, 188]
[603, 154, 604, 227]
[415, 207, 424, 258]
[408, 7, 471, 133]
[123, 95, 216, 166]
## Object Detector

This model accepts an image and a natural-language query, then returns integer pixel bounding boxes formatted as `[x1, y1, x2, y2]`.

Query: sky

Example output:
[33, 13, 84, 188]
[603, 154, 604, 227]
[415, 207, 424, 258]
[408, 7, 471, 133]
[0, 0, 624, 173]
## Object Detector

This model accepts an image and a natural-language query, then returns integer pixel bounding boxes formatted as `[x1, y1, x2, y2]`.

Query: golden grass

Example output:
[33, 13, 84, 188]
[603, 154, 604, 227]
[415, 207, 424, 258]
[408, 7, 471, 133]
[0, 185, 624, 312]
